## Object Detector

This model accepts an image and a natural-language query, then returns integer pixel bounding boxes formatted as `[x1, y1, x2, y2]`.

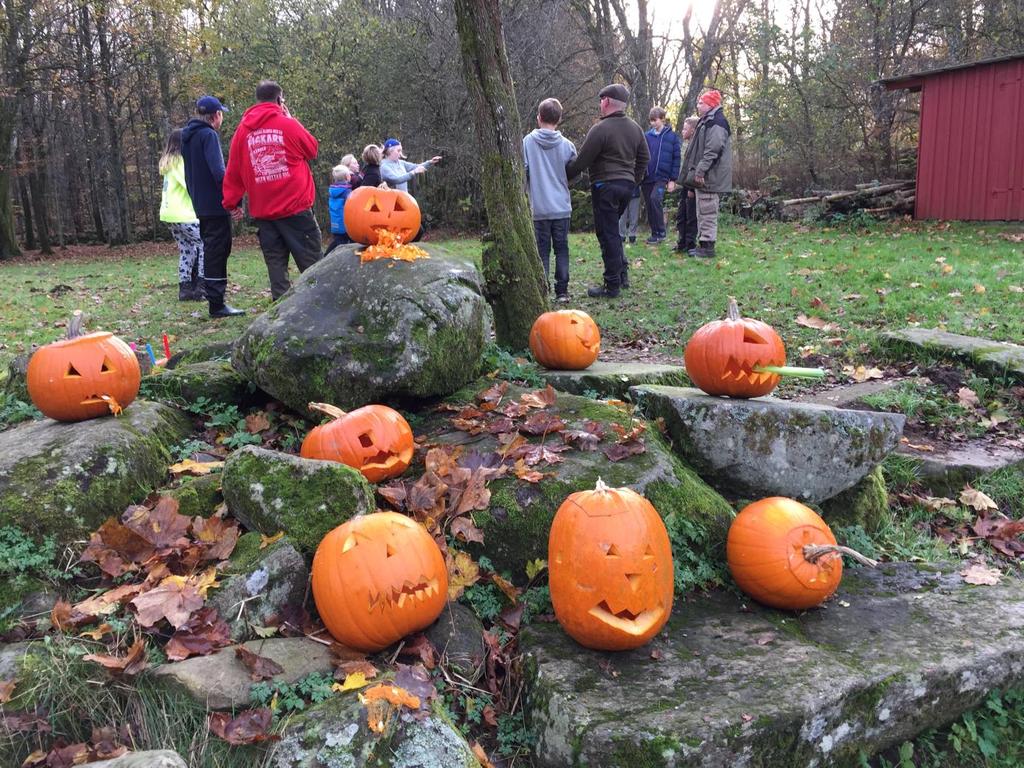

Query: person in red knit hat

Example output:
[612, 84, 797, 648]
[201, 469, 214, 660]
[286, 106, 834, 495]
[680, 89, 732, 258]
[223, 80, 322, 300]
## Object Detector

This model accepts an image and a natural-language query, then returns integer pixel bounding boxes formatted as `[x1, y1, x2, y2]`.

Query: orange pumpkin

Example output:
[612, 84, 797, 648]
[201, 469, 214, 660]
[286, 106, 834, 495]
[727, 497, 876, 610]
[548, 480, 674, 650]
[344, 186, 421, 245]
[300, 402, 414, 483]
[312, 512, 447, 651]
[529, 310, 601, 370]
[684, 297, 786, 398]
[26, 311, 141, 422]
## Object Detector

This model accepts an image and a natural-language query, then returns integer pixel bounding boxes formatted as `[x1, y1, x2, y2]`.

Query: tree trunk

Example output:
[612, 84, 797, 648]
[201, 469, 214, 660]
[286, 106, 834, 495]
[453, 0, 547, 351]
[0, 96, 19, 259]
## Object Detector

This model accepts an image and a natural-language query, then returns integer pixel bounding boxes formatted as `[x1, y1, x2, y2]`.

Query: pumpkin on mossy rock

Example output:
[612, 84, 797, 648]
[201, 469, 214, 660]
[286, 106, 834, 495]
[26, 310, 141, 421]
[344, 185, 421, 246]
[529, 310, 601, 370]
[726, 496, 877, 610]
[300, 402, 414, 483]
[312, 512, 447, 652]
[548, 479, 673, 651]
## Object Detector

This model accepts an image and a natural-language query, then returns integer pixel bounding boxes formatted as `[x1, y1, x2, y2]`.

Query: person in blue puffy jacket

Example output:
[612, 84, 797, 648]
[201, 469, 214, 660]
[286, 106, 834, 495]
[641, 107, 681, 244]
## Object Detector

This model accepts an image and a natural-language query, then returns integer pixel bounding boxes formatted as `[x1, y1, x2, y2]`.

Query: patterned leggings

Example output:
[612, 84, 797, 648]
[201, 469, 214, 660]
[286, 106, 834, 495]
[168, 222, 205, 283]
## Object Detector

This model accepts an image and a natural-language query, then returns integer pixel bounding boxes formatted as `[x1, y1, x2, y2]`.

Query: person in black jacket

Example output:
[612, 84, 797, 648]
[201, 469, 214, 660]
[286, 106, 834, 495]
[181, 95, 245, 318]
[359, 144, 383, 188]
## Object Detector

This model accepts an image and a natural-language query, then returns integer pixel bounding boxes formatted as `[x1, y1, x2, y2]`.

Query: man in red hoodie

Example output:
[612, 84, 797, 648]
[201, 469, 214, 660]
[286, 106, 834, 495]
[223, 80, 322, 300]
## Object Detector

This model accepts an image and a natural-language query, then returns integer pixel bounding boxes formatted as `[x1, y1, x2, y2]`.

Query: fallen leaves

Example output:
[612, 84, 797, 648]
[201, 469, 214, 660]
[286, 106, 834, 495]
[960, 563, 1002, 585]
[960, 487, 998, 512]
[795, 314, 841, 332]
[165, 608, 232, 661]
[168, 458, 224, 476]
[334, 671, 373, 692]
[208, 708, 279, 745]
[842, 365, 884, 383]
[447, 550, 481, 600]
[83, 639, 148, 677]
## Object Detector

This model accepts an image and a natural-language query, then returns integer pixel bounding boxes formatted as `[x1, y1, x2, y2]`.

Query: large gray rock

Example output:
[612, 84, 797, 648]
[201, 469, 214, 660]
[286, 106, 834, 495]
[882, 328, 1024, 381]
[0, 400, 192, 545]
[425, 602, 486, 685]
[524, 562, 1024, 768]
[270, 691, 478, 768]
[232, 244, 490, 413]
[82, 751, 186, 768]
[540, 361, 689, 400]
[208, 532, 309, 641]
[632, 385, 904, 504]
[221, 446, 375, 555]
[896, 442, 1024, 496]
[151, 638, 332, 710]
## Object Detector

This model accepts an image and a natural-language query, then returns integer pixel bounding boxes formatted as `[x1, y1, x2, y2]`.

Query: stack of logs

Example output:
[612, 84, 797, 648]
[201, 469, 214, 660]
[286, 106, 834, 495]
[782, 180, 916, 217]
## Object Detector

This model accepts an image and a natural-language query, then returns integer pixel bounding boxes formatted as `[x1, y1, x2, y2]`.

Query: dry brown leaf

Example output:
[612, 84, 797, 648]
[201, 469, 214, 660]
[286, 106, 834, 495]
[83, 639, 148, 676]
[960, 487, 998, 512]
[842, 365, 883, 383]
[960, 563, 1002, 585]
[245, 412, 271, 433]
[957, 387, 981, 408]
[447, 550, 480, 600]
[0, 679, 15, 703]
[235, 645, 286, 680]
[795, 314, 841, 332]
[169, 459, 225, 476]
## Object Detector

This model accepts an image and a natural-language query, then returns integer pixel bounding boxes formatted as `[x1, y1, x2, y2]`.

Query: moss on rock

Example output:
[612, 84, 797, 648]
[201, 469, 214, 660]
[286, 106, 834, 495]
[144, 361, 255, 407]
[162, 473, 223, 518]
[820, 466, 888, 530]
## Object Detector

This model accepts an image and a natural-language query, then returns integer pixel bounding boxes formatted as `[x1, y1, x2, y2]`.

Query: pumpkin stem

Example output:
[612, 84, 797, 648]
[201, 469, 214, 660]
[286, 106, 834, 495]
[594, 477, 610, 493]
[308, 402, 348, 421]
[803, 544, 878, 568]
[753, 365, 827, 379]
[726, 296, 740, 321]
[67, 310, 85, 340]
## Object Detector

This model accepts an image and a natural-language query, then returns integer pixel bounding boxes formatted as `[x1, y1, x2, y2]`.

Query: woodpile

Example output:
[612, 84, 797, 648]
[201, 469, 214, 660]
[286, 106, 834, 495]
[780, 180, 916, 218]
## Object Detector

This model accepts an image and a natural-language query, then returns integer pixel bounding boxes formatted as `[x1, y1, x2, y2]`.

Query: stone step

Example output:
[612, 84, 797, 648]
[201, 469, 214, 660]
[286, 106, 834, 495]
[898, 440, 1024, 495]
[631, 385, 904, 504]
[523, 562, 1024, 768]
[540, 361, 688, 400]
[881, 328, 1024, 382]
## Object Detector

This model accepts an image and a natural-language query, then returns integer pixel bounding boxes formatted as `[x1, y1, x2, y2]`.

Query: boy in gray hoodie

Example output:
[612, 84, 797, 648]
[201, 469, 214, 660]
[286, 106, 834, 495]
[523, 98, 577, 302]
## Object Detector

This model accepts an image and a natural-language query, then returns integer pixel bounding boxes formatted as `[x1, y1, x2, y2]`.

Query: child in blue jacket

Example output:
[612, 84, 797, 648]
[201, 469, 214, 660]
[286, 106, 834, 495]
[642, 107, 682, 244]
[327, 165, 352, 251]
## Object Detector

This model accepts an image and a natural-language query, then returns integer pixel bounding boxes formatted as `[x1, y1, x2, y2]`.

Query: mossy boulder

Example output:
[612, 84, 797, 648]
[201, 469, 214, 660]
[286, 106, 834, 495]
[143, 360, 256, 407]
[161, 474, 224, 518]
[221, 446, 375, 555]
[420, 382, 735, 589]
[819, 465, 888, 529]
[0, 400, 192, 546]
[269, 692, 478, 768]
[231, 244, 490, 413]
[165, 338, 236, 369]
[207, 531, 308, 640]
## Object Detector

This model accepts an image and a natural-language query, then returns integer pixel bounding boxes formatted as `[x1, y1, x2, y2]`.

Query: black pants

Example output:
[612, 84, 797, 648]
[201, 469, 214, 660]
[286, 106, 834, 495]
[256, 209, 323, 300]
[590, 180, 633, 289]
[198, 215, 233, 308]
[676, 190, 698, 249]
[642, 180, 667, 238]
[533, 218, 570, 297]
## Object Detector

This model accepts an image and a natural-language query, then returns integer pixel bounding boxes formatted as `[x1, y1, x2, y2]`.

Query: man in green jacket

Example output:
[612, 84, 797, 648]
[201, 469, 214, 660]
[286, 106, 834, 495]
[681, 90, 732, 258]
[567, 84, 650, 299]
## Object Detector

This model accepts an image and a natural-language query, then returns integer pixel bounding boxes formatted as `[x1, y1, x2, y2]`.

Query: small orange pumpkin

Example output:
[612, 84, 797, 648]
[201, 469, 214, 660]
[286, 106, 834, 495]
[727, 497, 875, 610]
[300, 402, 414, 483]
[684, 297, 786, 398]
[344, 185, 421, 245]
[312, 512, 448, 652]
[26, 311, 141, 422]
[548, 479, 674, 650]
[529, 310, 601, 370]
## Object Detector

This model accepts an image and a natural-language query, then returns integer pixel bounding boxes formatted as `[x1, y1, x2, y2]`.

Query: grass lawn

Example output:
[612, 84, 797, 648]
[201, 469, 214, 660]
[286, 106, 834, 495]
[2, 218, 1022, 373]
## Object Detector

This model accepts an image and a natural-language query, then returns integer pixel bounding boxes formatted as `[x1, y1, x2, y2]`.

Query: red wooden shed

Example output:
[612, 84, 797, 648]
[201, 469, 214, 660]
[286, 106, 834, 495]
[881, 53, 1024, 221]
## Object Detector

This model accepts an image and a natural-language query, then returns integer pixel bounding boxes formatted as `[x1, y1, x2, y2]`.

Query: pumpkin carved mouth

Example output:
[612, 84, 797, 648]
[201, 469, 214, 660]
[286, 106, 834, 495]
[368, 577, 441, 611]
[588, 600, 664, 636]
[720, 356, 778, 385]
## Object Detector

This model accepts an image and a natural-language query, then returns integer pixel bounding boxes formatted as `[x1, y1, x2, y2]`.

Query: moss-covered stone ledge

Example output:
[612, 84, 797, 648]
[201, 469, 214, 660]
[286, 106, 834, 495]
[523, 562, 1024, 767]
[539, 361, 689, 401]
[221, 446, 375, 556]
[143, 360, 257, 407]
[0, 400, 192, 546]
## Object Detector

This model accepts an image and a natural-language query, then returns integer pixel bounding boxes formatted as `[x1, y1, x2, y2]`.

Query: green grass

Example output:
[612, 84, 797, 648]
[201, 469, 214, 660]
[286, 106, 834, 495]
[3, 219, 1021, 372]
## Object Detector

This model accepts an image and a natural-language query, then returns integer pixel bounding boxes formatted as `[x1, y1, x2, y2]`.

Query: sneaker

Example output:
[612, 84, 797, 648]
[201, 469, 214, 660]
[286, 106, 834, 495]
[586, 284, 620, 299]
[645, 236, 663, 245]
[556, 293, 570, 304]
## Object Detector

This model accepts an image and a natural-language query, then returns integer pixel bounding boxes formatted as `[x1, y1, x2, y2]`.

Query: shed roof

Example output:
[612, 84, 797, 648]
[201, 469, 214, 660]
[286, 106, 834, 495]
[879, 51, 1024, 91]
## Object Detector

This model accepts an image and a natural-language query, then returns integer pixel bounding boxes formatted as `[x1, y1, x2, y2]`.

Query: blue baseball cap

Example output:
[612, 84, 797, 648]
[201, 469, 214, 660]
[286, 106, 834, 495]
[383, 138, 401, 150]
[196, 95, 229, 114]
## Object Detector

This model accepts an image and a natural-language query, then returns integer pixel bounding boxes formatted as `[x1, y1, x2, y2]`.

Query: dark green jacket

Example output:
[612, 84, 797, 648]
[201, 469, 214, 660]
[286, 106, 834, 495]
[567, 112, 649, 185]
[681, 107, 733, 194]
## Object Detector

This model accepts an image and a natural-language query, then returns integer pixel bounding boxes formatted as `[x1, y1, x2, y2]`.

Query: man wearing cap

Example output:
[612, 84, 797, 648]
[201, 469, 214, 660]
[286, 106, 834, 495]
[566, 83, 649, 299]
[681, 89, 732, 258]
[182, 95, 245, 318]
[223, 80, 322, 301]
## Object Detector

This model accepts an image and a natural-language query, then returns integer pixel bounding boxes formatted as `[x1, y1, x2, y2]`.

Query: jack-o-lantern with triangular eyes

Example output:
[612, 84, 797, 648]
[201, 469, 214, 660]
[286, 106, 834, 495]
[529, 310, 601, 370]
[684, 297, 786, 398]
[312, 512, 448, 652]
[548, 480, 674, 651]
[26, 311, 141, 422]
[301, 402, 414, 483]
[344, 186, 421, 245]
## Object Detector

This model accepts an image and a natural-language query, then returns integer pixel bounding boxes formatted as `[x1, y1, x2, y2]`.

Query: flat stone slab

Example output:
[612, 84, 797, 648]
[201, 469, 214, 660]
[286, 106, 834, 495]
[882, 328, 1024, 381]
[897, 440, 1024, 494]
[793, 377, 909, 408]
[151, 637, 332, 710]
[540, 361, 689, 400]
[82, 752, 186, 768]
[631, 385, 905, 504]
[524, 562, 1024, 767]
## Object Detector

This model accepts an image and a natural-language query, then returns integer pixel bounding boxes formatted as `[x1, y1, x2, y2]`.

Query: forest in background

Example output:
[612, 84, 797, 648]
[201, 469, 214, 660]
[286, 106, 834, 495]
[2, 0, 1022, 257]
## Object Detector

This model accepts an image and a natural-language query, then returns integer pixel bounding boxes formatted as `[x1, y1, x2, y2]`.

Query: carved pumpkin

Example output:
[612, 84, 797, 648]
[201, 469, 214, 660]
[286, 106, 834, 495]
[312, 512, 448, 651]
[684, 297, 786, 398]
[300, 402, 414, 483]
[548, 480, 674, 650]
[727, 497, 875, 610]
[344, 186, 421, 245]
[26, 311, 141, 422]
[529, 310, 601, 370]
